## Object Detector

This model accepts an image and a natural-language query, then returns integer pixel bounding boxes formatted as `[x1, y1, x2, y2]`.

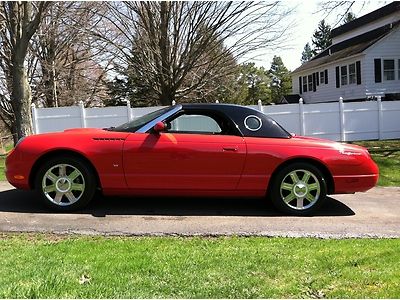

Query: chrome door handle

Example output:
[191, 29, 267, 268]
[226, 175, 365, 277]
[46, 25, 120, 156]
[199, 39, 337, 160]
[222, 146, 238, 152]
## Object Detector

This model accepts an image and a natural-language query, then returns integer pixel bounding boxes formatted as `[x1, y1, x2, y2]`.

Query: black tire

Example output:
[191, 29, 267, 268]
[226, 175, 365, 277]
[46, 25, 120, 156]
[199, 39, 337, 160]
[270, 162, 327, 216]
[34, 155, 96, 212]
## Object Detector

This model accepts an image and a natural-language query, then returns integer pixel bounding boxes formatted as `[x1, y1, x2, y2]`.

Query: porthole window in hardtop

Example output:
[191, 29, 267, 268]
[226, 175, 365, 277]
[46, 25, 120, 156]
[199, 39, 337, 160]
[244, 115, 262, 131]
[238, 110, 290, 139]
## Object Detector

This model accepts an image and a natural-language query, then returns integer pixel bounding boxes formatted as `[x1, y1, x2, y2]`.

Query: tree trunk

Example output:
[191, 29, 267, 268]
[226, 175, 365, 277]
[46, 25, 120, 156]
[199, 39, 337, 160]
[42, 61, 58, 107]
[11, 63, 33, 143]
[158, 2, 174, 106]
[160, 88, 175, 106]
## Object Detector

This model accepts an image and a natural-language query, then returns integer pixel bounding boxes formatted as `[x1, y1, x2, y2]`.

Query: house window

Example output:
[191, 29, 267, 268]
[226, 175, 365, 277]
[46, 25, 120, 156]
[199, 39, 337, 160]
[308, 75, 312, 91]
[302, 76, 307, 92]
[320, 71, 325, 85]
[341, 66, 348, 85]
[383, 59, 395, 80]
[349, 63, 356, 84]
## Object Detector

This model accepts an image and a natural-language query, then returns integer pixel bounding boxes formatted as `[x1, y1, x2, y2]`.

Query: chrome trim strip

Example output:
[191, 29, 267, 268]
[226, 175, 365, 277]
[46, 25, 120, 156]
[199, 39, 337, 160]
[136, 104, 182, 133]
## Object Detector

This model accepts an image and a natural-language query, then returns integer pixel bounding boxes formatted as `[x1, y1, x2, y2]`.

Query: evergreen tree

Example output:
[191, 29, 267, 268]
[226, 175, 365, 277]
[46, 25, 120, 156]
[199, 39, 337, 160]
[242, 63, 271, 104]
[301, 42, 313, 64]
[268, 56, 292, 103]
[312, 20, 332, 55]
[341, 12, 356, 25]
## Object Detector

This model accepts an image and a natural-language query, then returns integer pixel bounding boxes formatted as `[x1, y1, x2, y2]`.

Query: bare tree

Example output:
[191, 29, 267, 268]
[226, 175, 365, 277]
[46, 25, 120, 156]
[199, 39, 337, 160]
[98, 1, 293, 105]
[30, 2, 111, 108]
[0, 1, 50, 143]
[317, 1, 369, 26]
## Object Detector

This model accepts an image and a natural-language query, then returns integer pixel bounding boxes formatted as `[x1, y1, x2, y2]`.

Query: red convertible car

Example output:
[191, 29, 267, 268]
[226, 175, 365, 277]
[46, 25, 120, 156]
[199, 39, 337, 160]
[6, 104, 378, 215]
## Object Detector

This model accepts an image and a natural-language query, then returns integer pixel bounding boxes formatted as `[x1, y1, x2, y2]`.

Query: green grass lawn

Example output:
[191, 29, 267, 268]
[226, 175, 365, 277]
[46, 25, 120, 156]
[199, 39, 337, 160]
[0, 234, 399, 298]
[0, 156, 5, 181]
[353, 140, 400, 186]
[1, 140, 399, 186]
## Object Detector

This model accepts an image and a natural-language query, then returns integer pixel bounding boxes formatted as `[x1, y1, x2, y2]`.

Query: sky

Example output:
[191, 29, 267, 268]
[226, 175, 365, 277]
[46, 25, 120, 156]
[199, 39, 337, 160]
[249, 0, 390, 71]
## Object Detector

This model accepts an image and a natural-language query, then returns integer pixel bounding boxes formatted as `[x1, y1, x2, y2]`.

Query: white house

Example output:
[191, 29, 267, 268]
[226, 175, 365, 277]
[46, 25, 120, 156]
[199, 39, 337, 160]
[290, 1, 400, 103]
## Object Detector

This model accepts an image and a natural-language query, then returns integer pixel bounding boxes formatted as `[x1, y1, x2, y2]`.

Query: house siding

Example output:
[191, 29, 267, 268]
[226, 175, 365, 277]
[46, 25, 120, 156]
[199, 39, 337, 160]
[292, 55, 366, 103]
[364, 27, 400, 96]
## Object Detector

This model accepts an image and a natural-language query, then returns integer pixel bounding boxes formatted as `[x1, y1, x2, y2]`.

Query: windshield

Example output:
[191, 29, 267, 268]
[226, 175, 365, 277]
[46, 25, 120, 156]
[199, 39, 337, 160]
[111, 106, 172, 132]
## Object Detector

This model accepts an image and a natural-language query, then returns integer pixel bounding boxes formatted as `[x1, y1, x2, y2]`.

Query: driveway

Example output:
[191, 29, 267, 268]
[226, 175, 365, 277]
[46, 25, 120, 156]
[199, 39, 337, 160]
[0, 182, 399, 238]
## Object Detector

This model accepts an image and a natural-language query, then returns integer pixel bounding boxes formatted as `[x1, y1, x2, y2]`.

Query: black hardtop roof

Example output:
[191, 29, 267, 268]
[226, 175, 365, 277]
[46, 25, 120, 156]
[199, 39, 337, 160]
[181, 103, 244, 109]
[180, 102, 260, 113]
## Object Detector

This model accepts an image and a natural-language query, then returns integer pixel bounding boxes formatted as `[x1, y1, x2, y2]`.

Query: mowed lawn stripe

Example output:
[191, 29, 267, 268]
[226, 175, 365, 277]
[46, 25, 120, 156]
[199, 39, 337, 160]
[0, 234, 399, 298]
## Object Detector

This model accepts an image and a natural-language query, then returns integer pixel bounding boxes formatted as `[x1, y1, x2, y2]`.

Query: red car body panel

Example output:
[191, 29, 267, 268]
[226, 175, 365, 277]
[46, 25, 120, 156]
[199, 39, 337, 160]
[6, 127, 378, 198]
[123, 133, 247, 191]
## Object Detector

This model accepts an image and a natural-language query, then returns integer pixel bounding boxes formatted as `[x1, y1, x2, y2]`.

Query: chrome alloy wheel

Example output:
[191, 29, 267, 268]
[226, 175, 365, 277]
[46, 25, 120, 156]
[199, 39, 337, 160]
[41, 164, 85, 206]
[280, 169, 321, 210]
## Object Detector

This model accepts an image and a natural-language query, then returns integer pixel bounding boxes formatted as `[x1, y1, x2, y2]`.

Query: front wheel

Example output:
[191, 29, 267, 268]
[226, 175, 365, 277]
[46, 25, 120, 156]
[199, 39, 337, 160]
[35, 156, 96, 211]
[270, 162, 327, 216]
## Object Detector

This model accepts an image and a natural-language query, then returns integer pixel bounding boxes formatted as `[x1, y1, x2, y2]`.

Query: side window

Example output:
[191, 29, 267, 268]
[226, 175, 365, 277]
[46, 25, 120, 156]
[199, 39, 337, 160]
[307, 74, 313, 91]
[168, 114, 222, 134]
[383, 59, 395, 80]
[320, 71, 325, 85]
[349, 63, 356, 84]
[302, 76, 307, 92]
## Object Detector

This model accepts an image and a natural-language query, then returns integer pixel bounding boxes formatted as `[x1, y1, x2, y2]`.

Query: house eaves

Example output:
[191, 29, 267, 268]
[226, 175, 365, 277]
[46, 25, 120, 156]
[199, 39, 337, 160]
[292, 21, 400, 74]
[331, 1, 400, 38]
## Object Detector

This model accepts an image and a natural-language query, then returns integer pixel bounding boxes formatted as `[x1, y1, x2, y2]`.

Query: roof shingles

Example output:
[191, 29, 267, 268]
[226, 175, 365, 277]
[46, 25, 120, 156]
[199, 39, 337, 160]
[292, 21, 399, 74]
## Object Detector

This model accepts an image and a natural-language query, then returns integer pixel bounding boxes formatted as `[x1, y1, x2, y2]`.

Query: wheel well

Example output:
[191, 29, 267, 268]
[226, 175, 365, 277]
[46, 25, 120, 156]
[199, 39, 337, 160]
[29, 150, 101, 190]
[267, 158, 335, 196]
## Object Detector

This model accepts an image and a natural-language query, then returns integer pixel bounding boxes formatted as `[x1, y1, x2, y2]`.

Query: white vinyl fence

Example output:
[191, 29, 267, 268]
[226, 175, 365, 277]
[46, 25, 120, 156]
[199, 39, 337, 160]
[31, 97, 400, 142]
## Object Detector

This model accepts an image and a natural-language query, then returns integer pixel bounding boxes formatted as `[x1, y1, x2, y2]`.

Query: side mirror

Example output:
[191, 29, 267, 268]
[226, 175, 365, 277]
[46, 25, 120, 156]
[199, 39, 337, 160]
[153, 121, 166, 133]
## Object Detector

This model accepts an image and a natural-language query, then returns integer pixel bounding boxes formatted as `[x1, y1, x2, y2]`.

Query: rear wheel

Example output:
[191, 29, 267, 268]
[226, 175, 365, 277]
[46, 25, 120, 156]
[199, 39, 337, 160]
[270, 162, 327, 216]
[35, 156, 96, 211]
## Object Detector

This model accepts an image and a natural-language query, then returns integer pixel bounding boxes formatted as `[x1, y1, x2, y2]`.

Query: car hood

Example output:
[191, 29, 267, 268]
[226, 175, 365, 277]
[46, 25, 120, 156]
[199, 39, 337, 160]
[63, 128, 105, 133]
[291, 135, 369, 154]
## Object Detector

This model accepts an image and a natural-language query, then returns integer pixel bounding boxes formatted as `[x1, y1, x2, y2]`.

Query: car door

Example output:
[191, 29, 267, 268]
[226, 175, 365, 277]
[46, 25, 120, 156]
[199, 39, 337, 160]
[123, 112, 246, 191]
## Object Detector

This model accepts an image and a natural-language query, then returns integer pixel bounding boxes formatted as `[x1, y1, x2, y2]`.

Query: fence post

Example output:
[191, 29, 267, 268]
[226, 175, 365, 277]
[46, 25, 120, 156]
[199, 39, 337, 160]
[339, 97, 345, 141]
[299, 98, 305, 136]
[257, 99, 263, 113]
[79, 101, 87, 128]
[31, 103, 39, 134]
[127, 101, 133, 121]
[377, 96, 383, 140]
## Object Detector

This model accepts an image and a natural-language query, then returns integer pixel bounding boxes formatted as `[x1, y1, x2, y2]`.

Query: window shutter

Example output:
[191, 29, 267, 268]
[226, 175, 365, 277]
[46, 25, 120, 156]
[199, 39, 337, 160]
[299, 77, 302, 94]
[335, 66, 340, 88]
[374, 59, 381, 83]
[316, 72, 319, 86]
[312, 73, 316, 92]
[325, 69, 328, 84]
[356, 61, 361, 85]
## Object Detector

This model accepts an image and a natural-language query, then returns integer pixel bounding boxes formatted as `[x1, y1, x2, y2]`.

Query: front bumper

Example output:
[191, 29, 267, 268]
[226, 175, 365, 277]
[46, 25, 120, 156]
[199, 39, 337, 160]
[5, 149, 31, 190]
[333, 173, 379, 194]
